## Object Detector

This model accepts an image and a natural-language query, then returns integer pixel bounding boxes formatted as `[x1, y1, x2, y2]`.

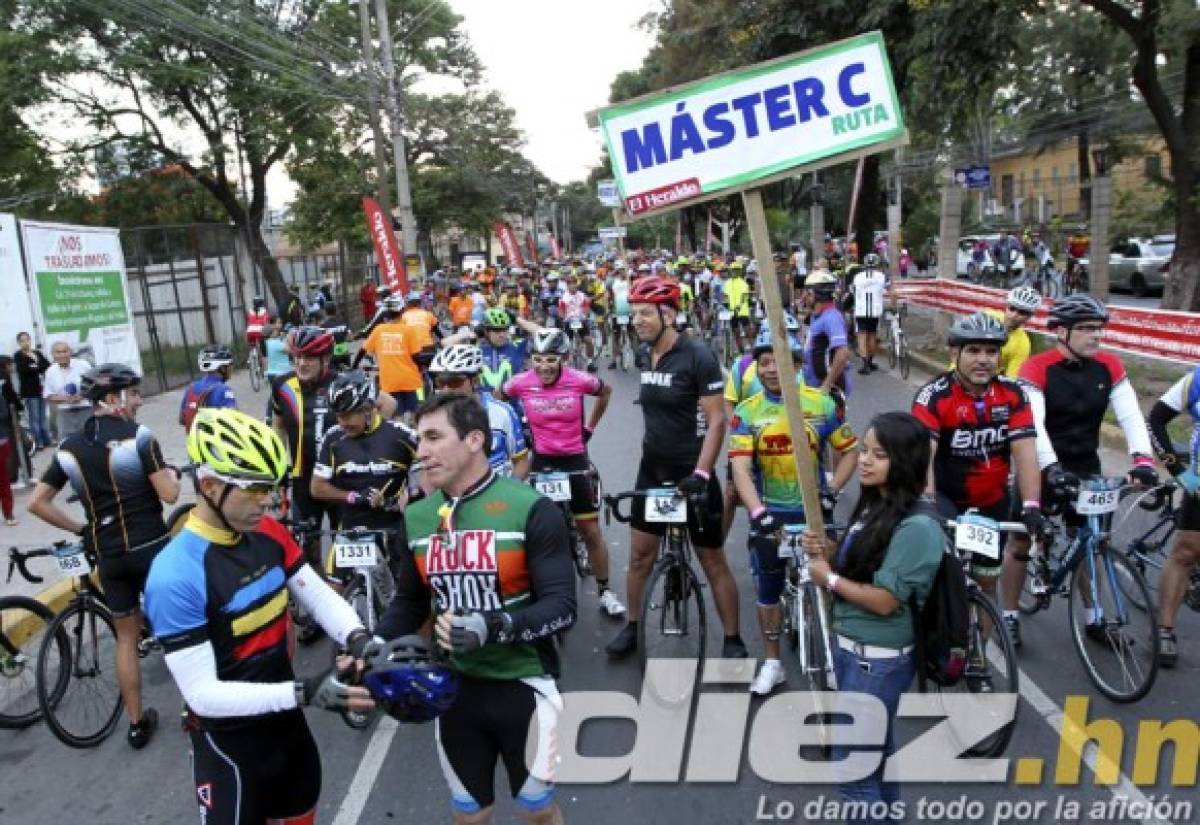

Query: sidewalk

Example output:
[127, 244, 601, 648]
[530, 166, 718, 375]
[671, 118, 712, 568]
[1, 369, 262, 602]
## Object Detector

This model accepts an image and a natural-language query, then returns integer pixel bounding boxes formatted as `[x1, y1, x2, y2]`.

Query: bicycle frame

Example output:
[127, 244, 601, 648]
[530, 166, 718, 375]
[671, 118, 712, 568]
[780, 527, 836, 688]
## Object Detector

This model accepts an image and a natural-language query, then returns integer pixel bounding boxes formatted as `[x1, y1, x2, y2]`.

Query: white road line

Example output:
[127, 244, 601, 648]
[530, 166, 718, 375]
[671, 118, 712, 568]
[1014, 661, 1173, 825]
[330, 717, 399, 825]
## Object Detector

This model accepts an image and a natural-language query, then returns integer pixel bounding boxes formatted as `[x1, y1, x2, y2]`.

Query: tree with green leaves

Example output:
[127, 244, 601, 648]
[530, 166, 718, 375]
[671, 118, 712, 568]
[9, 0, 478, 307]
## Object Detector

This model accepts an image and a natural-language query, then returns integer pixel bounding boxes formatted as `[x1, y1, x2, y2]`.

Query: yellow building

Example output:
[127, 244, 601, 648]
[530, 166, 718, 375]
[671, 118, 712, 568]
[984, 135, 1169, 225]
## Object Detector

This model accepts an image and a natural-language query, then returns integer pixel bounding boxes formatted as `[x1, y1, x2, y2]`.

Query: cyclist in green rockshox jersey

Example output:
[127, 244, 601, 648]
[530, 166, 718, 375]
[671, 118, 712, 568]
[376, 393, 575, 825]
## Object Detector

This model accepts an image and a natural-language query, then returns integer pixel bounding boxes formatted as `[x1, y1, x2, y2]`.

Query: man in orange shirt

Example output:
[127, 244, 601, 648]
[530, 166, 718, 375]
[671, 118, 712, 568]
[400, 289, 440, 374]
[447, 286, 474, 329]
[355, 296, 423, 417]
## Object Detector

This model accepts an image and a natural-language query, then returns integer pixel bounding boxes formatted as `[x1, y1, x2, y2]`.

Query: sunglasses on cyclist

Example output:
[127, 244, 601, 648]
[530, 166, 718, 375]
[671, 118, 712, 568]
[530, 355, 562, 366]
[218, 477, 278, 496]
[434, 374, 473, 389]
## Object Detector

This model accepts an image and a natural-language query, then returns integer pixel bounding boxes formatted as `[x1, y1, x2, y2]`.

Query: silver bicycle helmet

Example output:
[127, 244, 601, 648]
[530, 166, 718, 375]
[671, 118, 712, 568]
[198, 346, 234, 373]
[948, 311, 1008, 347]
[1047, 293, 1108, 328]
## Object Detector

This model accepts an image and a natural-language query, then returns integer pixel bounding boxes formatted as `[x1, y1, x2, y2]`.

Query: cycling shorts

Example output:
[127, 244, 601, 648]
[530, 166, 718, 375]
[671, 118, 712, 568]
[435, 676, 560, 815]
[748, 514, 807, 606]
[392, 390, 421, 416]
[934, 493, 1008, 576]
[97, 536, 169, 617]
[630, 456, 724, 549]
[730, 315, 754, 330]
[189, 709, 320, 825]
[854, 316, 880, 334]
[1178, 491, 1200, 532]
[591, 305, 608, 320]
[530, 453, 598, 520]
[610, 314, 632, 331]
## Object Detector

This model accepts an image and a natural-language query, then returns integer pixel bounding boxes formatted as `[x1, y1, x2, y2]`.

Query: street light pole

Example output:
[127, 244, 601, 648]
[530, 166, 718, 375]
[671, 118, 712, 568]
[374, 0, 419, 259]
[358, 0, 391, 217]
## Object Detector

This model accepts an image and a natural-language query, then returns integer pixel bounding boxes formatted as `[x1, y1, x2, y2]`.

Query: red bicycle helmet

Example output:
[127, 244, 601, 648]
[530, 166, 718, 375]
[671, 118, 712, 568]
[628, 275, 680, 308]
[287, 326, 334, 356]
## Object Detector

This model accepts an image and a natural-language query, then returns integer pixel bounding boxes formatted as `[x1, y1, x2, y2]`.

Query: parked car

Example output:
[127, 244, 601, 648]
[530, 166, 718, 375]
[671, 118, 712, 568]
[1080, 236, 1172, 297]
[955, 235, 1001, 279]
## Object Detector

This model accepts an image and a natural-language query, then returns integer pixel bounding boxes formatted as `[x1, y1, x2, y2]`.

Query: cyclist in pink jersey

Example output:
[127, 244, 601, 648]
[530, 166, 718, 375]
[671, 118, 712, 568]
[501, 328, 625, 616]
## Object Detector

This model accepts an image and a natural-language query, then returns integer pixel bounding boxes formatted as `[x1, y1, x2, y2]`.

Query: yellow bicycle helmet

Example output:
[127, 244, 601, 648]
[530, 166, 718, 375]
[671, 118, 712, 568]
[187, 408, 290, 485]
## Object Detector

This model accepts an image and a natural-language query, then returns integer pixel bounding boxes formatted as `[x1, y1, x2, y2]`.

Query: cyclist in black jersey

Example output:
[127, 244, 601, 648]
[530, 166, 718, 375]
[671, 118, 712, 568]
[1008, 293, 1158, 647]
[604, 276, 747, 660]
[146, 408, 374, 825]
[28, 363, 181, 749]
[311, 371, 418, 570]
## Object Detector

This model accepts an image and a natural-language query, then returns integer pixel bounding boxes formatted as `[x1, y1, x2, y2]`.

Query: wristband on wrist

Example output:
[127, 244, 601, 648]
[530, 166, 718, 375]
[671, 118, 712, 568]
[1133, 454, 1155, 468]
[1022, 500, 1041, 510]
[692, 468, 710, 481]
[826, 573, 841, 593]
[345, 491, 359, 507]
[749, 506, 767, 520]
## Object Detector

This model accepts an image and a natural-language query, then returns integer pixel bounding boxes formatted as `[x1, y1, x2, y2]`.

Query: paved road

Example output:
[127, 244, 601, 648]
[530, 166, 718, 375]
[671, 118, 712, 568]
[2, 359, 1197, 825]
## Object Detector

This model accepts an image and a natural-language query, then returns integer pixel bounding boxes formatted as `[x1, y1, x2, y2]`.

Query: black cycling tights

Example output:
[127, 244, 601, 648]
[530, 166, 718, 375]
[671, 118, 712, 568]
[190, 710, 321, 824]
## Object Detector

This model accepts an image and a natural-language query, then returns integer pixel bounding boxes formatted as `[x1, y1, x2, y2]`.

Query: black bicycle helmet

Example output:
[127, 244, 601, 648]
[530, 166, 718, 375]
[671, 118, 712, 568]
[328, 370, 376, 413]
[81, 363, 141, 401]
[948, 311, 1008, 347]
[1047, 294, 1108, 328]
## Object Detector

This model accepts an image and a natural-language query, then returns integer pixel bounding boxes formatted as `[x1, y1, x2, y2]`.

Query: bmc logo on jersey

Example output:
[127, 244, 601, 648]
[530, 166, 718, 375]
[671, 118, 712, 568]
[950, 426, 1009, 451]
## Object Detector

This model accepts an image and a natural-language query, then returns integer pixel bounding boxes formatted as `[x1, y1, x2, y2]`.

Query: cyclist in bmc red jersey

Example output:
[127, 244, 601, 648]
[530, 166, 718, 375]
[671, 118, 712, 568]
[911, 312, 1044, 608]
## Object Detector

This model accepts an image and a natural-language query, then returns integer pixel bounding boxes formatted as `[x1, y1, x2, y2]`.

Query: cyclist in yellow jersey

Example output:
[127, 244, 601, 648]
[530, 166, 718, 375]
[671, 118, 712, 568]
[944, 286, 1041, 378]
[723, 262, 753, 352]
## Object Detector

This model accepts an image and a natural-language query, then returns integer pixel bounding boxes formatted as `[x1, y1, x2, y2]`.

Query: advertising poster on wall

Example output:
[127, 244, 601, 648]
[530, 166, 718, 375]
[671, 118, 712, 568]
[0, 214, 39, 351]
[20, 220, 143, 373]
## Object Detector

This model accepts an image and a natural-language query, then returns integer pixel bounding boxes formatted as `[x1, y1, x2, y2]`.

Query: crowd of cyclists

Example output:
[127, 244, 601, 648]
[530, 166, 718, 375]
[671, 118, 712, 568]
[17, 243, 1199, 825]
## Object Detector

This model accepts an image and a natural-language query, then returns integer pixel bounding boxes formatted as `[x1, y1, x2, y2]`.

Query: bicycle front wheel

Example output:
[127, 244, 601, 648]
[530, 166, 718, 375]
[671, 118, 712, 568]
[334, 579, 380, 731]
[638, 557, 706, 707]
[937, 590, 1018, 758]
[898, 336, 911, 380]
[0, 596, 69, 729]
[37, 600, 123, 747]
[1068, 553, 1158, 703]
[249, 351, 263, 392]
[800, 584, 832, 692]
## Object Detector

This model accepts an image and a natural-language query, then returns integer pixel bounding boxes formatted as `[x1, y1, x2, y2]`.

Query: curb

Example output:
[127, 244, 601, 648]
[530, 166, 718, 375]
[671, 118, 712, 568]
[6, 577, 79, 648]
[904, 349, 1129, 454]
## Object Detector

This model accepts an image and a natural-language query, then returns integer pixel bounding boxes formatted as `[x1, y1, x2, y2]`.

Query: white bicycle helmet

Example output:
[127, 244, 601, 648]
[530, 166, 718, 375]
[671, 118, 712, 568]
[530, 328, 570, 356]
[428, 344, 483, 375]
[1007, 285, 1042, 313]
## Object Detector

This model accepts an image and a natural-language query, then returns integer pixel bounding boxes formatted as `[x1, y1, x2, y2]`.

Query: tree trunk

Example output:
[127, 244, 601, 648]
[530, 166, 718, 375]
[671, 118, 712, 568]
[1164, 163, 1200, 310]
[241, 221, 288, 309]
[853, 154, 883, 262]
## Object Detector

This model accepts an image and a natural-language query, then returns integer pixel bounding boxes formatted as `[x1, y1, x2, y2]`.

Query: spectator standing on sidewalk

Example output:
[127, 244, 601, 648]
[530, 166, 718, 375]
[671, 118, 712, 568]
[14, 332, 50, 448]
[0, 356, 21, 524]
[43, 340, 91, 440]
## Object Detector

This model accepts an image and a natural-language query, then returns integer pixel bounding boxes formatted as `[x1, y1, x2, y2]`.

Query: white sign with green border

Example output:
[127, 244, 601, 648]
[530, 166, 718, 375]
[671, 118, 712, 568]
[596, 31, 905, 217]
[20, 221, 143, 373]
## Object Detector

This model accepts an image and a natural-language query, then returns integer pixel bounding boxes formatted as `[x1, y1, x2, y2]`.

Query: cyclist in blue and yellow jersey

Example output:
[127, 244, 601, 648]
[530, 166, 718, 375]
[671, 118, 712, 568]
[730, 326, 859, 695]
[478, 307, 533, 395]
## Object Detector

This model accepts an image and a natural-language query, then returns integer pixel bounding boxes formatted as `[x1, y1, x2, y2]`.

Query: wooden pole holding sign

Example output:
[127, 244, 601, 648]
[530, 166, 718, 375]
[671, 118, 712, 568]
[741, 188, 825, 536]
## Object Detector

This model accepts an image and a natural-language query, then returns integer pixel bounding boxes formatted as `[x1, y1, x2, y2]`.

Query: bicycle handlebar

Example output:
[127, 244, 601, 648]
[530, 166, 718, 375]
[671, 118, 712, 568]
[7, 546, 53, 585]
[603, 488, 706, 527]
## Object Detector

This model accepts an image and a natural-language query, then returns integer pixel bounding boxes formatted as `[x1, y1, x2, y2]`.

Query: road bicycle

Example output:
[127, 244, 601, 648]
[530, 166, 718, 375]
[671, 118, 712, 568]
[9, 543, 158, 747]
[328, 526, 398, 730]
[711, 305, 735, 366]
[247, 345, 264, 392]
[530, 466, 601, 580]
[605, 488, 708, 706]
[1028, 261, 1061, 298]
[935, 513, 1022, 757]
[564, 319, 592, 370]
[777, 525, 836, 692]
[0, 559, 70, 729]
[610, 315, 635, 371]
[1063, 262, 1091, 296]
[1110, 480, 1200, 614]
[880, 303, 910, 379]
[1017, 477, 1158, 702]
